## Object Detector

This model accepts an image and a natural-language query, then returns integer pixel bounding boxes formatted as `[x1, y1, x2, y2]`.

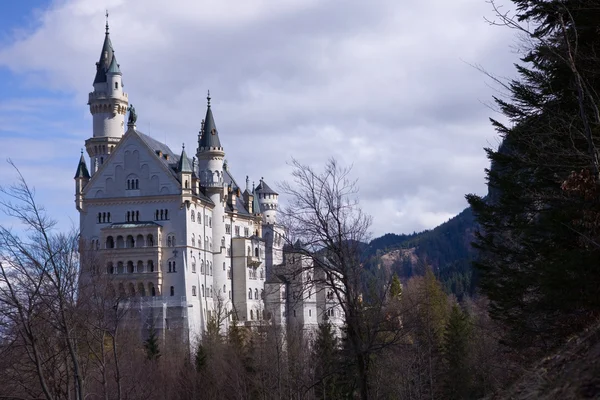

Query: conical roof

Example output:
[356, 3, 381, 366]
[177, 146, 193, 173]
[252, 188, 262, 215]
[107, 53, 121, 74]
[74, 153, 91, 179]
[256, 178, 278, 195]
[93, 26, 115, 84]
[198, 92, 222, 149]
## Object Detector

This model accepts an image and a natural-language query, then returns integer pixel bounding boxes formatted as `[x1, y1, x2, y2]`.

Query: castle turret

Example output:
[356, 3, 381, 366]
[255, 178, 279, 224]
[196, 92, 229, 317]
[74, 150, 90, 211]
[178, 144, 193, 204]
[85, 18, 129, 174]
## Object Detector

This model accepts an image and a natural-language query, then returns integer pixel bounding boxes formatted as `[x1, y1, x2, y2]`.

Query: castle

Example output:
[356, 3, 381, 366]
[75, 22, 344, 345]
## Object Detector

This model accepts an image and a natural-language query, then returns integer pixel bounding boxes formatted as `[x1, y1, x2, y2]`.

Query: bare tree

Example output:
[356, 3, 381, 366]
[0, 161, 86, 400]
[279, 157, 404, 400]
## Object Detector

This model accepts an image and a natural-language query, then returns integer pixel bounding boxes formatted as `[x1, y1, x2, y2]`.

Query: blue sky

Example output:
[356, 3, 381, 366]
[0, 0, 519, 237]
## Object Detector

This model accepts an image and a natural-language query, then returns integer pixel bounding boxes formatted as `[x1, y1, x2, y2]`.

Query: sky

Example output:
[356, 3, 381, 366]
[0, 0, 520, 238]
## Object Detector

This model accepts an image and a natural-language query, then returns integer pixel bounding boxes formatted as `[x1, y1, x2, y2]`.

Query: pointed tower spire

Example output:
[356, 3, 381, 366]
[199, 91, 222, 149]
[74, 150, 91, 179]
[178, 143, 193, 173]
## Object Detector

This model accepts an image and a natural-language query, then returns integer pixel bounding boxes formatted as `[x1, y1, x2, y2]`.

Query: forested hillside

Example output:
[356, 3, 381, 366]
[365, 207, 477, 298]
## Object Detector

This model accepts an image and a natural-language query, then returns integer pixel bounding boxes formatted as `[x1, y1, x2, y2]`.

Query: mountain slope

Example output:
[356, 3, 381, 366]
[366, 207, 477, 297]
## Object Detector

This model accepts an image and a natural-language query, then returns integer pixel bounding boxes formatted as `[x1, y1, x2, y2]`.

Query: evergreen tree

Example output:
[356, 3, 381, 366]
[466, 0, 600, 349]
[442, 304, 472, 400]
[390, 273, 402, 299]
[143, 326, 161, 361]
[195, 343, 207, 371]
[313, 319, 340, 399]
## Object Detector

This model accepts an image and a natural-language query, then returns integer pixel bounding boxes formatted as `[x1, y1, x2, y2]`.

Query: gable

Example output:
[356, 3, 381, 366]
[84, 131, 181, 199]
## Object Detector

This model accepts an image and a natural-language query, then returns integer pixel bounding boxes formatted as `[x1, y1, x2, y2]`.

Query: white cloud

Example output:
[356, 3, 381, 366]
[0, 0, 520, 236]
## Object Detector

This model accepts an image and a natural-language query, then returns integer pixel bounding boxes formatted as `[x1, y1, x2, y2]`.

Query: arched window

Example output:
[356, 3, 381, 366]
[192, 258, 196, 273]
[127, 261, 134, 273]
[223, 285, 226, 294]
[221, 237, 225, 247]
[136, 234, 144, 248]
[168, 261, 172, 273]
[191, 234, 195, 247]
[248, 289, 252, 299]
[107, 262, 114, 274]
[106, 236, 114, 249]
[250, 310, 254, 320]
[172, 261, 176, 272]
[223, 262, 226, 271]
[126, 235, 134, 248]
[254, 289, 258, 300]
[197, 212, 201, 224]
[147, 234, 154, 247]
[192, 286, 197, 296]
[137, 260, 144, 273]
[97, 212, 102, 223]
[209, 262, 212, 276]
[191, 212, 195, 222]
[227, 268, 231, 279]
[261, 289, 264, 299]
[254, 247, 259, 257]
[201, 260, 204, 274]
[107, 212, 111, 222]
[170, 286, 174, 296]
[202, 285, 205, 297]
[148, 260, 154, 272]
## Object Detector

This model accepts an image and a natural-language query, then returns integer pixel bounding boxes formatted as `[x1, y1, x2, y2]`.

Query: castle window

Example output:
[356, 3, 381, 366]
[201, 260, 204, 274]
[107, 212, 111, 222]
[170, 286, 174, 296]
[192, 286, 197, 296]
[148, 260, 154, 272]
[225, 224, 231, 234]
[197, 212, 201, 224]
[168, 261, 172, 273]
[254, 247, 259, 258]
[235, 226, 240, 237]
[191, 234, 195, 247]
[209, 262, 212, 276]
[250, 310, 254, 320]
[254, 289, 258, 300]
[126, 235, 134, 248]
[223, 285, 226, 294]
[167, 234, 175, 247]
[202, 285, 205, 297]
[309, 309, 312, 317]
[221, 237, 225, 247]
[227, 268, 231, 279]
[97, 213, 102, 223]
[229, 290, 232, 300]
[244, 227, 249, 237]
[209, 217, 212, 227]
[261, 289, 264, 299]
[147, 234, 154, 247]
[115, 82, 118, 89]
[137, 260, 144, 272]
[127, 261, 134, 273]
[191, 212, 195, 222]
[107, 262, 114, 274]
[293, 310, 296, 317]
[223, 262, 226, 271]
[248, 289, 252, 299]
[192, 258, 196, 273]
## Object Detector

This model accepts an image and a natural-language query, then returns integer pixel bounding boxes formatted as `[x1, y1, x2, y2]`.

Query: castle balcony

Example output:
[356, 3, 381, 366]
[247, 255, 261, 267]
[88, 91, 129, 102]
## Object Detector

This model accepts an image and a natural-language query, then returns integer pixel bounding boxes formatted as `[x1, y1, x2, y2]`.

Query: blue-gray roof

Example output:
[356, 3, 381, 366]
[107, 53, 121, 75]
[252, 188, 262, 215]
[177, 147, 193, 173]
[256, 179, 278, 195]
[94, 31, 114, 84]
[135, 131, 213, 204]
[199, 102, 222, 149]
[74, 153, 90, 179]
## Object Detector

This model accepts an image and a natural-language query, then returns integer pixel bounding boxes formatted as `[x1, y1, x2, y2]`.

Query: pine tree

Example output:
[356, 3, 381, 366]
[313, 319, 340, 399]
[442, 304, 472, 400]
[143, 326, 161, 361]
[466, 0, 600, 349]
[390, 273, 402, 299]
[195, 343, 207, 371]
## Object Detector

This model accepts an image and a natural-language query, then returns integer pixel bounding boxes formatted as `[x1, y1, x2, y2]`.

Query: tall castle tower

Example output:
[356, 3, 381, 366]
[85, 18, 129, 174]
[196, 93, 230, 306]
